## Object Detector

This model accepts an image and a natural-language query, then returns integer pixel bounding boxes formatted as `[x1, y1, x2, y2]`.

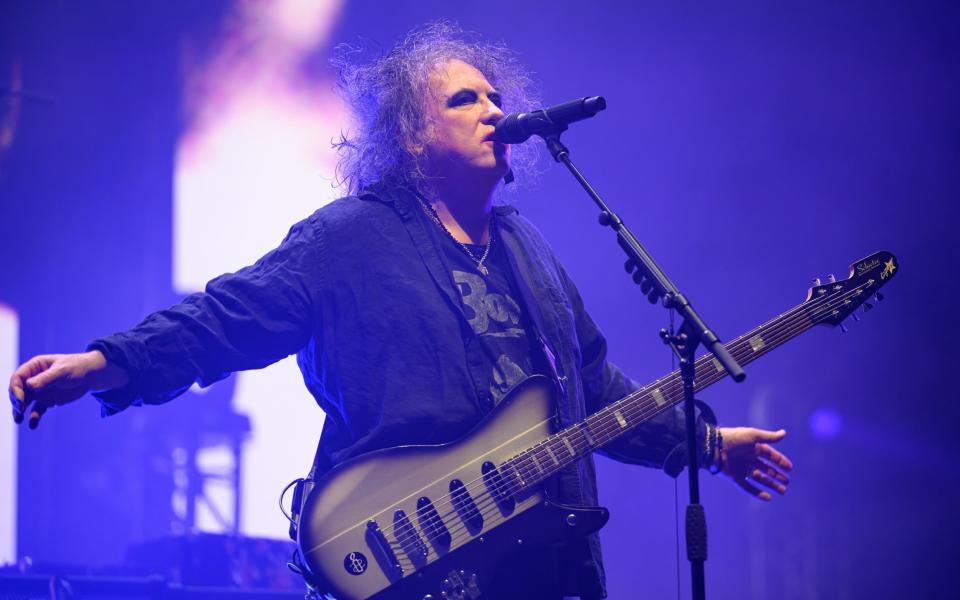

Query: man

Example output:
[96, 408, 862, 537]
[9, 22, 791, 600]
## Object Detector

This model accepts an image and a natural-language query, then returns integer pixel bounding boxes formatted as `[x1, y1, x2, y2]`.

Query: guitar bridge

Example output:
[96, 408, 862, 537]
[365, 520, 403, 581]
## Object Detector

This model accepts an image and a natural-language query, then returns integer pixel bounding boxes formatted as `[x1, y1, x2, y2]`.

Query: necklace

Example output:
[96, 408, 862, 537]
[416, 196, 495, 276]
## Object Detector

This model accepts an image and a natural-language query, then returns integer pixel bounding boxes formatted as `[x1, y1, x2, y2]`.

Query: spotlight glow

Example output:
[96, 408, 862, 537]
[174, 0, 345, 539]
[0, 304, 18, 563]
[808, 407, 842, 440]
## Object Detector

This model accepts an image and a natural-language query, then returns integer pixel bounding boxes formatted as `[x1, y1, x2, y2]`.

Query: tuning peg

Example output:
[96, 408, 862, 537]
[827, 274, 836, 283]
[863, 301, 874, 312]
[875, 292, 884, 302]
[839, 323, 848, 333]
[851, 311, 860, 322]
[813, 277, 822, 286]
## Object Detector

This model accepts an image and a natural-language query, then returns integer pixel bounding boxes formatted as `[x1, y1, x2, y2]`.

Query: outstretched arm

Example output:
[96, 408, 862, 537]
[9, 214, 323, 428]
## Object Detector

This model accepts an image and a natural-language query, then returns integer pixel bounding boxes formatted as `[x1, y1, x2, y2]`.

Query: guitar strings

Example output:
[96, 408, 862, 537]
[381, 282, 871, 571]
[343, 282, 874, 566]
[381, 281, 873, 564]
[377, 282, 871, 561]
[374, 282, 870, 560]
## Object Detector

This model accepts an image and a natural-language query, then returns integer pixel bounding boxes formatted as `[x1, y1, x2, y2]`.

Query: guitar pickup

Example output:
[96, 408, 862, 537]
[417, 496, 452, 553]
[482, 461, 516, 515]
[450, 479, 484, 535]
[393, 509, 428, 566]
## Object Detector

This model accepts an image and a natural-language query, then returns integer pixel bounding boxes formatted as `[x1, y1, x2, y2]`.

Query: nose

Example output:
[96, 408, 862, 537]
[482, 97, 505, 124]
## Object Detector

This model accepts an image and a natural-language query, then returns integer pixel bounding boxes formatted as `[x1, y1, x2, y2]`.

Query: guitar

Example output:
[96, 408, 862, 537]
[296, 251, 899, 600]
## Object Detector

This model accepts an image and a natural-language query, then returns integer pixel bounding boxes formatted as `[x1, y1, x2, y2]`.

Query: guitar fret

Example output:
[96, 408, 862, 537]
[530, 452, 543, 475]
[614, 410, 628, 428]
[545, 444, 558, 466]
[582, 424, 596, 447]
[651, 388, 666, 407]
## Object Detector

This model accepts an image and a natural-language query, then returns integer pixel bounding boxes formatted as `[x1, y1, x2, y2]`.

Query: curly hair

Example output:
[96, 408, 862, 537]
[331, 21, 540, 195]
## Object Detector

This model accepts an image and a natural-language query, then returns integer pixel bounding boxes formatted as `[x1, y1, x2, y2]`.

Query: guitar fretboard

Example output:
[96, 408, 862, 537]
[502, 298, 823, 489]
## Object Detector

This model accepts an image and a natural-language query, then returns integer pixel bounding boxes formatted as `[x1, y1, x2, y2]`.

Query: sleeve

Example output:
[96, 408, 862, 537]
[560, 263, 718, 477]
[88, 215, 324, 416]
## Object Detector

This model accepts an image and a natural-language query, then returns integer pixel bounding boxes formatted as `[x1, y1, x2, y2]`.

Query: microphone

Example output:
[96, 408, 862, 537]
[492, 96, 606, 143]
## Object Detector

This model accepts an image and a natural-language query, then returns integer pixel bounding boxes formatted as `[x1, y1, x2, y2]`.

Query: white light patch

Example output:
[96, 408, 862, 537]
[174, 0, 345, 539]
[175, 95, 346, 290]
[0, 304, 18, 563]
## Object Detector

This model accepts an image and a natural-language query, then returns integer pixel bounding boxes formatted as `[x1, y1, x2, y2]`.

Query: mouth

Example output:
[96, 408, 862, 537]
[482, 130, 500, 144]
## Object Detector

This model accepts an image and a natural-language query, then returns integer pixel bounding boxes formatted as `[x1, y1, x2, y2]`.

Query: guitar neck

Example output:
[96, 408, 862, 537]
[505, 302, 816, 488]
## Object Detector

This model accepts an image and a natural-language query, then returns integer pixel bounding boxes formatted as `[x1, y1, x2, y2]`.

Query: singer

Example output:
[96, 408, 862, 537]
[9, 21, 792, 600]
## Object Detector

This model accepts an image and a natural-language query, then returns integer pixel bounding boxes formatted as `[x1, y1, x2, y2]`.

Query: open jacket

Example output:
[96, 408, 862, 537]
[91, 183, 713, 598]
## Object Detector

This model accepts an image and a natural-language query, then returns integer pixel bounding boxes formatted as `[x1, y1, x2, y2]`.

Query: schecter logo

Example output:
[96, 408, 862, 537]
[856, 258, 881, 276]
[881, 258, 896, 280]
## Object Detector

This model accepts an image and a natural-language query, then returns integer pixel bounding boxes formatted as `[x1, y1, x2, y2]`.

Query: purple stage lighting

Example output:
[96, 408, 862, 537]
[808, 407, 843, 440]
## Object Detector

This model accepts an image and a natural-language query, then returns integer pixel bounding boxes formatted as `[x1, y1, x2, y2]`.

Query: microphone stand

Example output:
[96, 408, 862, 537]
[538, 126, 745, 600]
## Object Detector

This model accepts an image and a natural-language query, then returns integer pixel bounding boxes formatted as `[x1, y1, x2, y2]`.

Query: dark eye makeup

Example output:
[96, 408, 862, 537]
[447, 89, 503, 109]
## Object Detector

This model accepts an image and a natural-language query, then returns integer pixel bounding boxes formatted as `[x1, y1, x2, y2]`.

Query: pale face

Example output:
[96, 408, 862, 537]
[419, 59, 510, 184]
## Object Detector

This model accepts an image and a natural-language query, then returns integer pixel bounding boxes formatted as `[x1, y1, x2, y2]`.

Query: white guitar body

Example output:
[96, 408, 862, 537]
[298, 376, 608, 600]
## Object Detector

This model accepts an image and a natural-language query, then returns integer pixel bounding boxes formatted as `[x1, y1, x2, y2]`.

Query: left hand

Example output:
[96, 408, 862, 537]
[716, 427, 793, 501]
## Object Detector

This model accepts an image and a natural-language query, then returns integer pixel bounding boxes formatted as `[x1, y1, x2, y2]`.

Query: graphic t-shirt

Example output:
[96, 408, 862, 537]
[424, 211, 540, 405]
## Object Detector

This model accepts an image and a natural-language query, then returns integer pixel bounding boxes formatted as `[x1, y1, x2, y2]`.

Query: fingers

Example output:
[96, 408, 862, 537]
[752, 428, 786, 443]
[733, 476, 771, 502]
[749, 465, 787, 495]
[9, 355, 61, 426]
[757, 442, 794, 471]
[755, 459, 790, 486]
[9, 376, 25, 423]
[25, 364, 63, 392]
[28, 403, 48, 430]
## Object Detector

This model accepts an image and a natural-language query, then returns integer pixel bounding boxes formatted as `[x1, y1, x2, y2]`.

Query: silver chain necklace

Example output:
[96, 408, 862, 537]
[416, 196, 495, 277]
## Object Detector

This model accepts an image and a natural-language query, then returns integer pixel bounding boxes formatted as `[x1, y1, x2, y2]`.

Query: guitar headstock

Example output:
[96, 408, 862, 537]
[804, 251, 899, 328]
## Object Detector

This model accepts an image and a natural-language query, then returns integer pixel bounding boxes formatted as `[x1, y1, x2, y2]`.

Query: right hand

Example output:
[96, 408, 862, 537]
[8, 350, 129, 429]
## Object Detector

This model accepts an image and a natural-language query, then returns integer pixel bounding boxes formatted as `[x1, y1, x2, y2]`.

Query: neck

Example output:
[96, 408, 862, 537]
[421, 176, 497, 244]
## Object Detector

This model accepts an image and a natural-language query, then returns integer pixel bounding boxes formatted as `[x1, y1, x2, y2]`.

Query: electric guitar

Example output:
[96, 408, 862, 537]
[296, 251, 899, 600]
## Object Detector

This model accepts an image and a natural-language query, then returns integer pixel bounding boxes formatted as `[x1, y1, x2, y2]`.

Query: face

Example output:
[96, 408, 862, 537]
[419, 59, 510, 183]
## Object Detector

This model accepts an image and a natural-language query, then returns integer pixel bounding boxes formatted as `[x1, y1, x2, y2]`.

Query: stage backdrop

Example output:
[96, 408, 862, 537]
[1, 1, 958, 598]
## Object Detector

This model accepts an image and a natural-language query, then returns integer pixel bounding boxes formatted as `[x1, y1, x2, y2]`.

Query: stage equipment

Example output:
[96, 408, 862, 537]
[492, 97, 605, 143]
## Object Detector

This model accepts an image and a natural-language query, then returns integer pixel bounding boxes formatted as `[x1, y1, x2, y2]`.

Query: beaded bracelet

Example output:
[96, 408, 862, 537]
[703, 423, 715, 468]
[708, 427, 724, 474]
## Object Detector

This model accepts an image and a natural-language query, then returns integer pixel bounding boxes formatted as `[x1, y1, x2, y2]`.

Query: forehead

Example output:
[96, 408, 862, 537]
[427, 59, 494, 95]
